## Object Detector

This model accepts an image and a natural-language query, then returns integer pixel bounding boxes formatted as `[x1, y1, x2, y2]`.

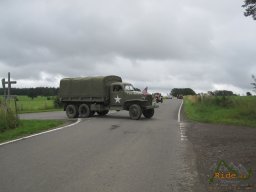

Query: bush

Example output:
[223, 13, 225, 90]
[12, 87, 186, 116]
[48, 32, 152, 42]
[0, 99, 19, 132]
[213, 96, 234, 108]
[236, 97, 256, 119]
[187, 95, 234, 108]
[184, 95, 256, 127]
[54, 97, 63, 108]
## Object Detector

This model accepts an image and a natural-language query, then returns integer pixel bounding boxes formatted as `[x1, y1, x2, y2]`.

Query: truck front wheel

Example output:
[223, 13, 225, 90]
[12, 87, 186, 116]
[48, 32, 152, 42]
[66, 104, 78, 118]
[129, 104, 142, 120]
[78, 104, 90, 118]
[142, 109, 154, 118]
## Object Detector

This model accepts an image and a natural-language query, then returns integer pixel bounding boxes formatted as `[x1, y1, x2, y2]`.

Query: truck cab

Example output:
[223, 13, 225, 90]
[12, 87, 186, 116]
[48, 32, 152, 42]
[110, 83, 125, 107]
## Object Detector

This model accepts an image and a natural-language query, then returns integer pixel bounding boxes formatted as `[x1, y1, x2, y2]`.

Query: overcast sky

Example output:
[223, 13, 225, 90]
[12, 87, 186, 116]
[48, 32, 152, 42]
[0, 0, 255, 95]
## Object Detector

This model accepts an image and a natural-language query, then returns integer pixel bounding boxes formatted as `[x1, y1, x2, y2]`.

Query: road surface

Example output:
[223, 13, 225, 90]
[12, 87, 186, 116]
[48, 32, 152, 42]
[0, 99, 203, 192]
[19, 111, 67, 120]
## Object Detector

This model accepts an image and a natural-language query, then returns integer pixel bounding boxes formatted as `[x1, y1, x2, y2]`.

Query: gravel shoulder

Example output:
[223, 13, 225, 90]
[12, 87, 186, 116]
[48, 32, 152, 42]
[181, 108, 256, 191]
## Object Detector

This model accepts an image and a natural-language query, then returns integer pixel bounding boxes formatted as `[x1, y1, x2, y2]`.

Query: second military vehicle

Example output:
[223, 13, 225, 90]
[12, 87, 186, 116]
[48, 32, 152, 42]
[59, 75, 157, 120]
[153, 93, 163, 103]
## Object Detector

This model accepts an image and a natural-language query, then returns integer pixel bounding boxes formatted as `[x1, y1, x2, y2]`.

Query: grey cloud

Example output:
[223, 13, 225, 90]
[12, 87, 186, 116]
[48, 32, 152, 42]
[0, 0, 255, 94]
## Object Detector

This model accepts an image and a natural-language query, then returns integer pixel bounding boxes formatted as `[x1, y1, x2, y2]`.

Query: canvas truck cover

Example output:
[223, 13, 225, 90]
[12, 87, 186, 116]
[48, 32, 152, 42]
[59, 75, 122, 100]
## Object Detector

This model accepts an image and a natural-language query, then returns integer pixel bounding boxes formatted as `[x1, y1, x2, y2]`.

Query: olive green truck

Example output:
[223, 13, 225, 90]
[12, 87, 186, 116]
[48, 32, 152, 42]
[59, 75, 157, 120]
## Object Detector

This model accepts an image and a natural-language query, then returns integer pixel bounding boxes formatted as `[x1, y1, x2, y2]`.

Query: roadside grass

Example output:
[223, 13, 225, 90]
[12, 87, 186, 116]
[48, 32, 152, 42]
[0, 98, 19, 132]
[1, 96, 62, 113]
[0, 119, 65, 143]
[184, 96, 256, 128]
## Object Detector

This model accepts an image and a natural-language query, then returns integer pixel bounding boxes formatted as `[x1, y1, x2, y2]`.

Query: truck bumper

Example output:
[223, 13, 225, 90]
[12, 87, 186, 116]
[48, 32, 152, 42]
[145, 103, 159, 109]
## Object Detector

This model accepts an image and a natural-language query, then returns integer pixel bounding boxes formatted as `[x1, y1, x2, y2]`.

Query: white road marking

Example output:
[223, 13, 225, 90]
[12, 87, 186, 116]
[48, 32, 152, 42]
[0, 118, 82, 147]
[179, 122, 188, 141]
[178, 99, 183, 123]
[177, 100, 187, 141]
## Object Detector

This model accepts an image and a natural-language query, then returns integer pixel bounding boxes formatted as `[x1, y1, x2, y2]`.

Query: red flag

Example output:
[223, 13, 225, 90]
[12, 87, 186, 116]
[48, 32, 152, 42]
[142, 87, 148, 95]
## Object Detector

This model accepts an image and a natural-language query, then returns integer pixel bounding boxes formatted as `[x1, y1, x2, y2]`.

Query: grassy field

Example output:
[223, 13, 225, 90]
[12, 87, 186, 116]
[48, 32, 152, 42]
[184, 95, 256, 127]
[2, 96, 62, 113]
[0, 119, 65, 143]
[0, 97, 65, 143]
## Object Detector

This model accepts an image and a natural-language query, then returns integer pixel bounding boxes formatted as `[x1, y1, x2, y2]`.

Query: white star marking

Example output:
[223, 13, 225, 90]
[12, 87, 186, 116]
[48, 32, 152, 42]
[114, 95, 121, 103]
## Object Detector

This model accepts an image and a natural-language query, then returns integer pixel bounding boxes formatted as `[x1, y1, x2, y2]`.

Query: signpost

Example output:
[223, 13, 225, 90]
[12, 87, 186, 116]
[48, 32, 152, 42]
[2, 72, 17, 99]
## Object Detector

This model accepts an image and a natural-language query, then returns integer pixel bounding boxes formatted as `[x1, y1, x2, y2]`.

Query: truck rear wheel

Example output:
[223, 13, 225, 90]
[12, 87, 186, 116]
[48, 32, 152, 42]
[66, 104, 78, 118]
[142, 109, 154, 118]
[78, 104, 90, 118]
[97, 110, 109, 116]
[129, 104, 142, 120]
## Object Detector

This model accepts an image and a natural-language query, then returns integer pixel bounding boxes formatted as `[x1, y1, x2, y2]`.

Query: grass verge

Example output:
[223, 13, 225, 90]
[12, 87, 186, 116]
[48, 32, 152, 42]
[184, 96, 256, 128]
[0, 119, 65, 143]
[1, 96, 62, 114]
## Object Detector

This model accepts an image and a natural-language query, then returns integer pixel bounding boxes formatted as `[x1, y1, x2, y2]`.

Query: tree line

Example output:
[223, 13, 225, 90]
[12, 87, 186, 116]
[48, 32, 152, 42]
[207, 90, 236, 96]
[0, 87, 59, 99]
[1, 74, 255, 100]
[170, 75, 256, 97]
[170, 89, 238, 97]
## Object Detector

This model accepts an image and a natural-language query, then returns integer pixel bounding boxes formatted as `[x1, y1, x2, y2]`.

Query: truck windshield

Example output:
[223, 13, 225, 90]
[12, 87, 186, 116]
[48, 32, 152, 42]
[124, 85, 135, 91]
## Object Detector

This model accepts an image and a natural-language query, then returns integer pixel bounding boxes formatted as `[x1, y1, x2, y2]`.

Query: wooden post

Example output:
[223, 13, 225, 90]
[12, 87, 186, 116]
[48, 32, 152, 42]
[3, 72, 17, 99]
[7, 73, 10, 105]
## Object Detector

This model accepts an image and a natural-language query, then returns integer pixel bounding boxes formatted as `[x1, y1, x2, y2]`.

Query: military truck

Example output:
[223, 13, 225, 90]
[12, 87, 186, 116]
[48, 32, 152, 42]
[59, 75, 157, 120]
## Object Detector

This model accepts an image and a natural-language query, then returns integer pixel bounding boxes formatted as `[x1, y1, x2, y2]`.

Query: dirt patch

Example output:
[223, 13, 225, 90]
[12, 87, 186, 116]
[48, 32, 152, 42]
[185, 121, 256, 191]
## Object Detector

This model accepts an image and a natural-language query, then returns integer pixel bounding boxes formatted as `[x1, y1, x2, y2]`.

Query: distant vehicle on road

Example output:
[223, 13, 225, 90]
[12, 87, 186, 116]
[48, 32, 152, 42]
[153, 93, 163, 103]
[59, 75, 158, 120]
[177, 95, 183, 99]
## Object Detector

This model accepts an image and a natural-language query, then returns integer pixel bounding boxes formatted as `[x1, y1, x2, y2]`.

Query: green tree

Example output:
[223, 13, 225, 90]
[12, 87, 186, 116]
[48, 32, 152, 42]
[242, 0, 256, 20]
[170, 88, 196, 97]
[246, 92, 252, 96]
[28, 88, 37, 100]
[214, 90, 235, 96]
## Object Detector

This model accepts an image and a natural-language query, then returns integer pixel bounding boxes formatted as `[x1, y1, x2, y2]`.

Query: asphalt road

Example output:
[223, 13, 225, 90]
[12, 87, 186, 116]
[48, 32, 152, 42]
[0, 99, 204, 192]
[19, 111, 68, 120]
